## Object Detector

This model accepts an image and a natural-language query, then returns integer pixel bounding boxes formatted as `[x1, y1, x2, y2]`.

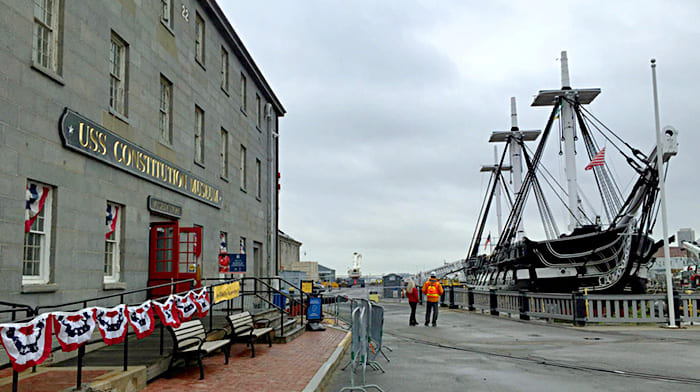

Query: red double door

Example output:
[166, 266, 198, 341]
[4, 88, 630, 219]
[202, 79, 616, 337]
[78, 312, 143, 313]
[148, 221, 202, 298]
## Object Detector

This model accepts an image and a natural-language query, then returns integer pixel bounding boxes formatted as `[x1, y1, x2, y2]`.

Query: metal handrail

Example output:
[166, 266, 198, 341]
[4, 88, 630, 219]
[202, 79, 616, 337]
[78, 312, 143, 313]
[3, 279, 197, 392]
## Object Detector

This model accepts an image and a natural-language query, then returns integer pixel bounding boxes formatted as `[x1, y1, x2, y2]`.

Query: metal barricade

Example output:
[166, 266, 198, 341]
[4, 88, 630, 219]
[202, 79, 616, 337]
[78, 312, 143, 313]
[339, 298, 384, 392]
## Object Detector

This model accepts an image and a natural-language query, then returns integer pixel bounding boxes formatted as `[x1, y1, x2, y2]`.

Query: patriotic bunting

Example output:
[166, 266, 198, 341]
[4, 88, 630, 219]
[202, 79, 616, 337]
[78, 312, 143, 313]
[105, 204, 119, 239]
[175, 293, 198, 321]
[0, 314, 54, 372]
[52, 310, 96, 352]
[126, 301, 155, 339]
[0, 288, 214, 372]
[193, 289, 210, 318]
[93, 305, 128, 345]
[152, 296, 181, 328]
[25, 184, 50, 233]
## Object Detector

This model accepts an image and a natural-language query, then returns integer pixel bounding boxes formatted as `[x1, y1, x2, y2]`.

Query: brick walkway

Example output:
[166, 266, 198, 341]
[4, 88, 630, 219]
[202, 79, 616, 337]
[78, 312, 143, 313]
[144, 327, 348, 392]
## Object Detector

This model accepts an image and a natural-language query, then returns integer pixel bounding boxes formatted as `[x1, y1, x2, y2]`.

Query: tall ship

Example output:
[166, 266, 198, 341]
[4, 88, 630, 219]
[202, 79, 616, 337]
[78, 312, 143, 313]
[463, 51, 678, 293]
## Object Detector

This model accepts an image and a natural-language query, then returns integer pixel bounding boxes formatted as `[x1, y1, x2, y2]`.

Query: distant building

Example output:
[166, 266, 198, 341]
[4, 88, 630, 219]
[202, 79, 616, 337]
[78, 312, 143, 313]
[677, 228, 695, 245]
[278, 230, 302, 272]
[651, 246, 693, 274]
[318, 264, 336, 282]
[277, 230, 318, 281]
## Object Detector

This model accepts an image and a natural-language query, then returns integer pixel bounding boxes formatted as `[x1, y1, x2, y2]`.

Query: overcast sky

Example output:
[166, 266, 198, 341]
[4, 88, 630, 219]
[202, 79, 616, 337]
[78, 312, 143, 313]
[221, 0, 700, 277]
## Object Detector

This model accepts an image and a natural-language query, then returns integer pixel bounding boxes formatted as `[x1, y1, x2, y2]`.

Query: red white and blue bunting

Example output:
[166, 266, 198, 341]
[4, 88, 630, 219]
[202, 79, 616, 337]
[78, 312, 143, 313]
[175, 293, 198, 321]
[52, 310, 96, 352]
[193, 289, 210, 318]
[105, 204, 119, 239]
[126, 301, 156, 339]
[25, 183, 50, 233]
[0, 288, 211, 372]
[152, 295, 181, 328]
[0, 314, 54, 372]
[93, 305, 128, 345]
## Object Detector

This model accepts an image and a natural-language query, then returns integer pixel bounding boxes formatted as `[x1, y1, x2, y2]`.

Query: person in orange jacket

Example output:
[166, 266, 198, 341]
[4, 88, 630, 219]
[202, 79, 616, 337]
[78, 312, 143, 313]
[422, 272, 444, 326]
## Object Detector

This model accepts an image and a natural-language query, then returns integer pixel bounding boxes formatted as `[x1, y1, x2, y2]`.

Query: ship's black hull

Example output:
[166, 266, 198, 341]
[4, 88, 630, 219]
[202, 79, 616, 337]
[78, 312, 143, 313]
[464, 224, 662, 293]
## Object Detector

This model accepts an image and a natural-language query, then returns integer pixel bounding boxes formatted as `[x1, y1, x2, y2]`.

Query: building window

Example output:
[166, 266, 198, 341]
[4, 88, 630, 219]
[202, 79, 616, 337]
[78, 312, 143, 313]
[109, 32, 128, 116]
[23, 181, 52, 285]
[240, 237, 246, 254]
[195, 13, 205, 65]
[240, 145, 247, 190]
[194, 105, 204, 165]
[221, 47, 229, 91]
[256, 94, 261, 129]
[104, 202, 122, 283]
[220, 128, 228, 179]
[32, 0, 61, 73]
[255, 158, 261, 199]
[161, 0, 172, 28]
[159, 75, 172, 144]
[240, 73, 247, 112]
[219, 231, 228, 254]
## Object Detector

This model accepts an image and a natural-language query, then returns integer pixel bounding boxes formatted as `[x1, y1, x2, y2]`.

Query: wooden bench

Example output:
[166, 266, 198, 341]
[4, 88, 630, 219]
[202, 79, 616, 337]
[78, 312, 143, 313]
[167, 319, 231, 379]
[226, 311, 273, 357]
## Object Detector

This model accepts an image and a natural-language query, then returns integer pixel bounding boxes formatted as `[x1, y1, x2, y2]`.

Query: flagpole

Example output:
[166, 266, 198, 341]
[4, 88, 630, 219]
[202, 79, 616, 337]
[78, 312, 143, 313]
[651, 59, 676, 328]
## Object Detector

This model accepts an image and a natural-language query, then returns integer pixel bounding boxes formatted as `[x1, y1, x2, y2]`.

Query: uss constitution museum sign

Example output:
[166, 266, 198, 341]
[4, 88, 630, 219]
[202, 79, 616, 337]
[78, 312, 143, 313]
[59, 108, 222, 208]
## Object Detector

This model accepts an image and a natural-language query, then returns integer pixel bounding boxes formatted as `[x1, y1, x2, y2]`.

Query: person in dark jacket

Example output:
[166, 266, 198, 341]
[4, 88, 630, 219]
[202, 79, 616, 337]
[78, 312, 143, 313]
[405, 279, 419, 326]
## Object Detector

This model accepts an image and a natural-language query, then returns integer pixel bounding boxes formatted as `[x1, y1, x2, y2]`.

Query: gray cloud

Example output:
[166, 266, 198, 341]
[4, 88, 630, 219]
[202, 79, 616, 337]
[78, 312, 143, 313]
[224, 0, 700, 276]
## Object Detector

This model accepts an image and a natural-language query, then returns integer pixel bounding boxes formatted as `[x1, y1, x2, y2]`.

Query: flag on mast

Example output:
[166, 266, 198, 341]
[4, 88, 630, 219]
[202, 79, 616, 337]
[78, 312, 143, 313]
[585, 147, 606, 170]
[484, 232, 491, 251]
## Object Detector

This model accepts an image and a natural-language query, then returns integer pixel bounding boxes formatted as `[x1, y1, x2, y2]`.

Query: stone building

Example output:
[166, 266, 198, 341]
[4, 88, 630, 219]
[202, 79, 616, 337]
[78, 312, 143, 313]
[0, 0, 284, 307]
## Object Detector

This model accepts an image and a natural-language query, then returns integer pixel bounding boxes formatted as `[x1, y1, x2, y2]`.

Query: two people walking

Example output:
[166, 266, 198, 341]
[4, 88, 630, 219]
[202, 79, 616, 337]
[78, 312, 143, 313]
[405, 272, 444, 327]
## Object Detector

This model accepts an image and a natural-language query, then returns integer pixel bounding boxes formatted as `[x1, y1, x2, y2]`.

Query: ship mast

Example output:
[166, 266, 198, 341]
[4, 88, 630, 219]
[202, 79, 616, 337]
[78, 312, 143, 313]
[532, 50, 601, 232]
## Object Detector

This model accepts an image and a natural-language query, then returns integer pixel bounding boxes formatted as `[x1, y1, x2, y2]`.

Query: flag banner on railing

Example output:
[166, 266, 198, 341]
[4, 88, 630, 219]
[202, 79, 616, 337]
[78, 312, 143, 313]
[0, 287, 217, 372]
[176, 293, 198, 321]
[0, 314, 54, 372]
[52, 309, 96, 352]
[93, 305, 128, 345]
[152, 295, 181, 328]
[193, 289, 210, 318]
[127, 301, 155, 339]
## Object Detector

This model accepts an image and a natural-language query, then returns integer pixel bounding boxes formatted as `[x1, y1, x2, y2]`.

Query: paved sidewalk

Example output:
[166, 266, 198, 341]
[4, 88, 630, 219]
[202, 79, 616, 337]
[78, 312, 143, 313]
[144, 326, 348, 392]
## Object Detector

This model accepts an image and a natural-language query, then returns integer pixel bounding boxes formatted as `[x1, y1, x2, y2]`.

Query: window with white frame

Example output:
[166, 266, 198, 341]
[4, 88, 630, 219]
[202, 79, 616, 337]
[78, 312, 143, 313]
[23, 181, 52, 285]
[221, 47, 229, 91]
[195, 13, 205, 65]
[256, 94, 261, 129]
[240, 145, 247, 190]
[104, 202, 122, 283]
[240, 73, 247, 112]
[220, 128, 229, 179]
[32, 0, 61, 73]
[194, 105, 204, 164]
[161, 0, 172, 28]
[255, 158, 261, 199]
[109, 32, 128, 116]
[159, 75, 172, 144]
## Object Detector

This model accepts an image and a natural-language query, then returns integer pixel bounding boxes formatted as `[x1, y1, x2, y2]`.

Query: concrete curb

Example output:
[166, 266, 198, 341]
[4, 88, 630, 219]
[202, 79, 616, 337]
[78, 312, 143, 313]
[302, 328, 351, 392]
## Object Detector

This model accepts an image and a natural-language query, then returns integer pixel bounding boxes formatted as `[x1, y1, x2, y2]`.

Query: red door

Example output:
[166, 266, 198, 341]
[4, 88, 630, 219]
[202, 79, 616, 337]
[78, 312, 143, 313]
[149, 222, 179, 298]
[178, 226, 202, 291]
[148, 223, 203, 298]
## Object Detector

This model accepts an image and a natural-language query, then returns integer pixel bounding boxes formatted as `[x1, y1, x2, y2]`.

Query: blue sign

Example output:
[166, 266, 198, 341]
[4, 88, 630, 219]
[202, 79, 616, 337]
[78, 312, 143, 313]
[229, 253, 246, 273]
[307, 296, 322, 321]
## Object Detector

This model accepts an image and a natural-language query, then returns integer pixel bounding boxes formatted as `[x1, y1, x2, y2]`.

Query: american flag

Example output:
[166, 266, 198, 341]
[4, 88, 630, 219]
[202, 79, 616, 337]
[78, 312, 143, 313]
[484, 232, 491, 251]
[585, 147, 606, 171]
